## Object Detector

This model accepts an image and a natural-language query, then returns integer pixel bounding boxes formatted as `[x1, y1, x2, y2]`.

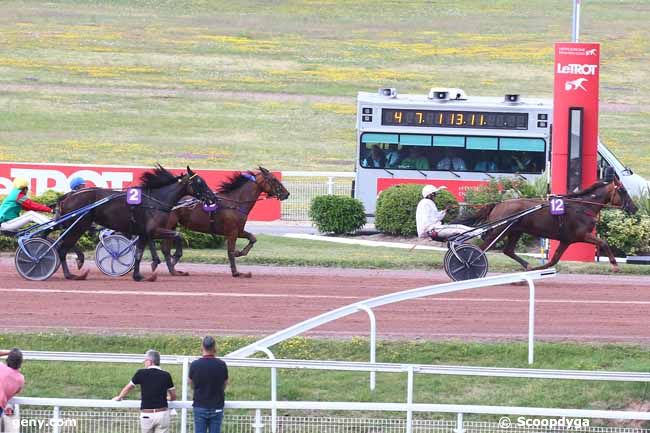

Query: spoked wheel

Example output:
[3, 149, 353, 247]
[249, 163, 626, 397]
[443, 244, 489, 281]
[95, 234, 136, 277]
[15, 238, 60, 281]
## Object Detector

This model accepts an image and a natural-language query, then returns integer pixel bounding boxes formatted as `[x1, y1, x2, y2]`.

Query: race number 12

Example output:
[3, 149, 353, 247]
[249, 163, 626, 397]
[550, 198, 565, 215]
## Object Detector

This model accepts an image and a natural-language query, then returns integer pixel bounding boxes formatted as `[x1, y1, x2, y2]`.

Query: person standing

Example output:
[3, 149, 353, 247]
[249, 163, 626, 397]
[190, 336, 229, 433]
[113, 350, 176, 433]
[0, 178, 54, 233]
[0, 349, 24, 424]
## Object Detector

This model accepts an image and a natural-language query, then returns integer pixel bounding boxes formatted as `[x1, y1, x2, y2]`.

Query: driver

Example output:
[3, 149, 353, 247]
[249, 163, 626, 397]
[416, 185, 473, 241]
[0, 178, 54, 233]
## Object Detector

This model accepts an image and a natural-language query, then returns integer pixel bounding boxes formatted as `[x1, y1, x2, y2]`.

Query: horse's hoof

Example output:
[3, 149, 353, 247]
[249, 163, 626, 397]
[242, 272, 252, 278]
[146, 273, 158, 282]
[612, 266, 621, 273]
[76, 259, 84, 270]
[133, 273, 144, 282]
[66, 270, 90, 281]
[172, 270, 189, 277]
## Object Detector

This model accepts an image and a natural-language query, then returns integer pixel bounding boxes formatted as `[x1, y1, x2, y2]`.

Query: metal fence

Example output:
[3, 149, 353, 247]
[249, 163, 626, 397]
[9, 410, 650, 433]
[281, 172, 354, 220]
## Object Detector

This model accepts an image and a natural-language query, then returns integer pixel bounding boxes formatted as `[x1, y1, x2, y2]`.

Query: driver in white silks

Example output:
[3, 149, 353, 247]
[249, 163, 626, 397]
[416, 185, 473, 241]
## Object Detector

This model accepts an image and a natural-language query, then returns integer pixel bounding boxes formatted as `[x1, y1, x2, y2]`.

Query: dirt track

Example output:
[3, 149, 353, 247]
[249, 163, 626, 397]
[1, 257, 649, 342]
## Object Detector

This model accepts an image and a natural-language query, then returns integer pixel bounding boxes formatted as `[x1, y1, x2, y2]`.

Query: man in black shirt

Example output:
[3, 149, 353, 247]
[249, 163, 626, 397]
[189, 336, 229, 433]
[113, 350, 176, 433]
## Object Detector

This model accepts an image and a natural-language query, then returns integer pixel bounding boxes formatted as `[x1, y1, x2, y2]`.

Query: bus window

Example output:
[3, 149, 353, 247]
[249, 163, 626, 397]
[597, 152, 612, 180]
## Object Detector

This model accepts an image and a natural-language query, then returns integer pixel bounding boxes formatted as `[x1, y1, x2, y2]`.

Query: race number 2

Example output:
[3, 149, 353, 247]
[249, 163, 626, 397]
[126, 187, 142, 205]
[550, 198, 565, 215]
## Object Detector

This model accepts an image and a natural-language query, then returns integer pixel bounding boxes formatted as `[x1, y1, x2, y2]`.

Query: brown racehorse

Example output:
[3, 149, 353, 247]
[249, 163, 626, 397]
[460, 178, 638, 272]
[156, 167, 289, 277]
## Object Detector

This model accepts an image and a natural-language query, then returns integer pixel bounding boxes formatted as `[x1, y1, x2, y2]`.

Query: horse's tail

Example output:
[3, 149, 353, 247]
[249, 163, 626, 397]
[451, 203, 497, 226]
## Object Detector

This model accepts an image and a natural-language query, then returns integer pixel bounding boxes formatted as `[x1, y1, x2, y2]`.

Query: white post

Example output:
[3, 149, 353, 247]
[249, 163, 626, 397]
[358, 305, 376, 391]
[406, 366, 414, 433]
[455, 413, 465, 433]
[257, 347, 277, 433]
[52, 405, 60, 433]
[526, 278, 536, 365]
[327, 176, 334, 195]
[572, 0, 581, 42]
[251, 408, 265, 433]
[181, 357, 189, 433]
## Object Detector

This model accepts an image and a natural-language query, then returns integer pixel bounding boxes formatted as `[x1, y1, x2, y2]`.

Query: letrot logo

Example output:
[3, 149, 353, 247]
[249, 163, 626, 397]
[556, 63, 598, 75]
[564, 78, 588, 91]
[585, 48, 597, 56]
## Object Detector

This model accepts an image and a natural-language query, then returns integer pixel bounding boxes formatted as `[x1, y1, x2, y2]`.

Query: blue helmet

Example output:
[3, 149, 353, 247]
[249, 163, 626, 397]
[69, 176, 86, 190]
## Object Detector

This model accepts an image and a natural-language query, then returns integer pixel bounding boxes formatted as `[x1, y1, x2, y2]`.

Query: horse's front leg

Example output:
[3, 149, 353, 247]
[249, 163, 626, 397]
[131, 238, 154, 282]
[148, 240, 161, 272]
[583, 232, 619, 272]
[529, 241, 569, 271]
[234, 231, 257, 258]
[72, 245, 85, 270]
[227, 234, 251, 278]
[151, 228, 188, 277]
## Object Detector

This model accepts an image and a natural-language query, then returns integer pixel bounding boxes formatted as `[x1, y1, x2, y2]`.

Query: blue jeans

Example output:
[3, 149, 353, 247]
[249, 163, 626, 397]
[193, 407, 223, 433]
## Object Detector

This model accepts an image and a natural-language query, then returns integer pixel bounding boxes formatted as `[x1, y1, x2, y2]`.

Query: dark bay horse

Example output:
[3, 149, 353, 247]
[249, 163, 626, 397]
[58, 165, 215, 281]
[155, 167, 289, 277]
[461, 178, 638, 272]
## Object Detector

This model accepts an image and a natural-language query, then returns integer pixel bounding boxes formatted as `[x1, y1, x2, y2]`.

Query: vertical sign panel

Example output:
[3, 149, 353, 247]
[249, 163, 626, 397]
[550, 42, 600, 261]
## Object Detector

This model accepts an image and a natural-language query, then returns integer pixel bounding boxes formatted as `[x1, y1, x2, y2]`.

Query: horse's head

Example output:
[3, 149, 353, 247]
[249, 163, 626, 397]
[183, 166, 217, 204]
[255, 166, 290, 201]
[608, 178, 638, 215]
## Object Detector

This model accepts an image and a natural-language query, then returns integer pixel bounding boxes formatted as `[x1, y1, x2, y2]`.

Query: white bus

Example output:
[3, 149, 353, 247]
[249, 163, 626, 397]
[355, 87, 648, 214]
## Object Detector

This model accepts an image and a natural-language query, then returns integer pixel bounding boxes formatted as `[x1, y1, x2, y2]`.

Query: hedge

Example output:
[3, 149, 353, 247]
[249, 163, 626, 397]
[309, 195, 366, 234]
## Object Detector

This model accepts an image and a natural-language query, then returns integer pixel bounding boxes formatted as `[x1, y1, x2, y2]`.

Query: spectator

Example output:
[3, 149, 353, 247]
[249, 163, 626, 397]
[385, 144, 401, 168]
[473, 151, 498, 172]
[399, 148, 430, 170]
[190, 336, 229, 433]
[436, 148, 467, 171]
[361, 145, 386, 168]
[113, 350, 176, 433]
[0, 178, 54, 233]
[0, 349, 24, 425]
[416, 185, 473, 240]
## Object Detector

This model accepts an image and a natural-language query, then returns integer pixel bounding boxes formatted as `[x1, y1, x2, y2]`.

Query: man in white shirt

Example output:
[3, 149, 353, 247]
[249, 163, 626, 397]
[416, 185, 473, 240]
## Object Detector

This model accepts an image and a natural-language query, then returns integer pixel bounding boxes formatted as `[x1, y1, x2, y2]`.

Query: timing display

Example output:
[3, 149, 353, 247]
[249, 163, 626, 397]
[381, 109, 529, 130]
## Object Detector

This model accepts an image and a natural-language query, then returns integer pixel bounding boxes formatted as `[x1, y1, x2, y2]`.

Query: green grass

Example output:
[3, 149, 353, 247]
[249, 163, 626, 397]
[2, 333, 650, 416]
[0, 0, 649, 176]
[174, 234, 650, 276]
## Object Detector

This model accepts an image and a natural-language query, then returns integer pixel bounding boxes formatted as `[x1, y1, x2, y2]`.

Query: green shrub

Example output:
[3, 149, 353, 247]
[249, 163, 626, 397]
[375, 184, 458, 236]
[597, 210, 650, 256]
[179, 226, 224, 249]
[634, 188, 650, 217]
[309, 195, 366, 234]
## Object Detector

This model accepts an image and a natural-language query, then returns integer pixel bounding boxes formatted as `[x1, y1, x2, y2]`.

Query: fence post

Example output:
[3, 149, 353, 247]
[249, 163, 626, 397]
[52, 405, 60, 433]
[406, 366, 414, 433]
[357, 305, 376, 391]
[181, 357, 189, 433]
[327, 176, 334, 195]
[526, 277, 536, 364]
[257, 347, 277, 433]
[455, 412, 465, 433]
[251, 408, 265, 433]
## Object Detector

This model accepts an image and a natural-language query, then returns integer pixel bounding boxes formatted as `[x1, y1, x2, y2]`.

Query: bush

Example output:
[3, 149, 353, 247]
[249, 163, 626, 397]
[375, 184, 458, 236]
[597, 210, 650, 256]
[179, 226, 224, 249]
[309, 195, 366, 234]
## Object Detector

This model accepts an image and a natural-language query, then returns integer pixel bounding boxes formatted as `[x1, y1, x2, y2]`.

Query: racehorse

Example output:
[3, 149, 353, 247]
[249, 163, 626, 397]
[459, 177, 638, 272]
[58, 165, 216, 281]
[154, 166, 289, 277]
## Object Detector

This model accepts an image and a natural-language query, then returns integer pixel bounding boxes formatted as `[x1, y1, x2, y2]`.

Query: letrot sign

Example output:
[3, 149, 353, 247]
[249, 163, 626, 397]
[550, 42, 600, 261]
[0, 162, 281, 221]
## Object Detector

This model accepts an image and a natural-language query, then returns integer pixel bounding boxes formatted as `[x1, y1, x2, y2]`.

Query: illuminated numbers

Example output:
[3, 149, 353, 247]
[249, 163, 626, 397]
[470, 114, 476, 126]
[393, 111, 403, 124]
[479, 114, 486, 126]
[416, 112, 424, 124]
[379, 109, 528, 130]
[455, 113, 464, 126]
[438, 113, 443, 125]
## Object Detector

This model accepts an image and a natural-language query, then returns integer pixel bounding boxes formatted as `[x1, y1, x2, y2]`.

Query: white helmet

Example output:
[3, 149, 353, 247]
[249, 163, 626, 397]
[422, 184, 447, 198]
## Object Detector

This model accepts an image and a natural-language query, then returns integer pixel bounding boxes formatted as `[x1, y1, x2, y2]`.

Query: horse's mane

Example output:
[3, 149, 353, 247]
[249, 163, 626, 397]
[139, 164, 180, 190]
[562, 181, 609, 198]
[219, 171, 255, 193]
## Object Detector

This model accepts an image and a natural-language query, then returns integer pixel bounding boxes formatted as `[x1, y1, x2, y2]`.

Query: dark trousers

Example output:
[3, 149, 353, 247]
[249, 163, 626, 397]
[193, 407, 224, 433]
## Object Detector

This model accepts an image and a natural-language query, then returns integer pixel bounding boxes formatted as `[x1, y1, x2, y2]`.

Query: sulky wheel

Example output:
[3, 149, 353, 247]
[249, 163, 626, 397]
[443, 244, 489, 281]
[95, 234, 136, 277]
[15, 238, 60, 281]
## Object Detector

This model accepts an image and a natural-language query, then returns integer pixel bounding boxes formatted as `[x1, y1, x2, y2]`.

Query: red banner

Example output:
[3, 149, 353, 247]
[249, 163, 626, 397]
[377, 178, 486, 201]
[0, 162, 281, 221]
[550, 42, 600, 261]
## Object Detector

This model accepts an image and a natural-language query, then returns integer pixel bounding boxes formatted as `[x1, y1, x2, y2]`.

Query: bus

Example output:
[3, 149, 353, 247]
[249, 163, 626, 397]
[355, 87, 648, 214]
